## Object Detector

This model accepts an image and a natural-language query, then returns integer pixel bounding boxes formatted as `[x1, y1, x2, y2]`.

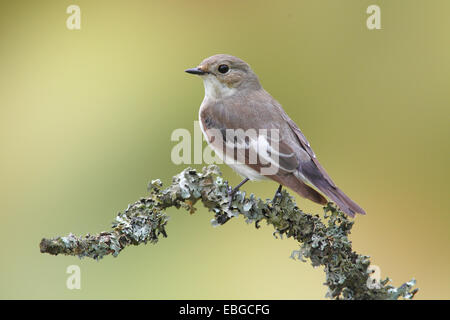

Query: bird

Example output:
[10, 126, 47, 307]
[185, 54, 365, 217]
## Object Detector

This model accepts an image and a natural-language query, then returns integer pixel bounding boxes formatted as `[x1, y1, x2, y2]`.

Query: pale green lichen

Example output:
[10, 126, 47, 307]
[39, 165, 418, 300]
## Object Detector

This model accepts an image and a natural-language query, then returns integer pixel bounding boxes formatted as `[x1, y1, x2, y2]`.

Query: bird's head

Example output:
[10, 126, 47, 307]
[185, 54, 261, 99]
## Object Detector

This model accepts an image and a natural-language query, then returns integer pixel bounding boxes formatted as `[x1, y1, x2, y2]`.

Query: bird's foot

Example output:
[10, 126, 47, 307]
[226, 178, 250, 210]
[272, 184, 283, 204]
[227, 185, 234, 209]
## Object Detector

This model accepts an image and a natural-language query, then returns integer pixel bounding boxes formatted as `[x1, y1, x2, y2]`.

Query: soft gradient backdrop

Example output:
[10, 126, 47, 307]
[0, 0, 449, 299]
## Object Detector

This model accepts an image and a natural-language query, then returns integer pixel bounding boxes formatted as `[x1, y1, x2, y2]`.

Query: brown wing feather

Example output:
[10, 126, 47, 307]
[200, 89, 365, 216]
[274, 102, 366, 216]
[200, 98, 299, 176]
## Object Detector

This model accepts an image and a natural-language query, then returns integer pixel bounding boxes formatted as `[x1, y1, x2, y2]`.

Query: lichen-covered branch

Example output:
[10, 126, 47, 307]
[39, 165, 417, 300]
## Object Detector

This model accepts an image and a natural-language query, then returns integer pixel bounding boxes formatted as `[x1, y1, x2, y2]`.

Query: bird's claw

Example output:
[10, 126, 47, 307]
[272, 192, 282, 204]
[225, 178, 250, 211]
[272, 185, 283, 204]
[227, 186, 234, 209]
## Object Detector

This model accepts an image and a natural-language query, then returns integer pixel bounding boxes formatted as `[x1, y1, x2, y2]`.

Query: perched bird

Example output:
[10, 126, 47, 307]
[185, 54, 365, 217]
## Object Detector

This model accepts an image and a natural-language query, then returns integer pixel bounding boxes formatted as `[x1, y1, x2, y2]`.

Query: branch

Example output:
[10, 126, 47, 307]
[39, 165, 417, 300]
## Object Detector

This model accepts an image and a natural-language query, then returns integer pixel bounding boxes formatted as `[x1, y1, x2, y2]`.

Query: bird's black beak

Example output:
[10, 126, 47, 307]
[185, 67, 206, 75]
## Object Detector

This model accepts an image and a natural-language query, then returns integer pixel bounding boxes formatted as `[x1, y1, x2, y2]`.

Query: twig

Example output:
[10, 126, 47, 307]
[39, 165, 418, 300]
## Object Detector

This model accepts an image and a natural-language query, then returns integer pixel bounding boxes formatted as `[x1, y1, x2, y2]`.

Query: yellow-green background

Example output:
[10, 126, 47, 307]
[0, 0, 449, 299]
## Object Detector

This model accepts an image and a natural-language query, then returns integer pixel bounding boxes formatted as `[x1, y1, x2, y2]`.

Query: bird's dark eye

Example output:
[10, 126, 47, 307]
[218, 64, 229, 74]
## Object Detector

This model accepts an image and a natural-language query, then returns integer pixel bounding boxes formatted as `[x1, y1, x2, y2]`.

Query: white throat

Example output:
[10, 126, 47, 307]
[202, 74, 237, 100]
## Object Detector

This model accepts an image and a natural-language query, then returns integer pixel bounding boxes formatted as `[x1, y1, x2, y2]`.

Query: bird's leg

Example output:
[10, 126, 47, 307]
[272, 184, 283, 203]
[227, 178, 249, 209]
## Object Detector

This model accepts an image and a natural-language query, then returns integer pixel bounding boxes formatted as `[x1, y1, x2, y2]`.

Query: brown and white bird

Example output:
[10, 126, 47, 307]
[186, 54, 365, 217]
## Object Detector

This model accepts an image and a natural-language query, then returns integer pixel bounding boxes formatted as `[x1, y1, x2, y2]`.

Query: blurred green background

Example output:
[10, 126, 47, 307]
[0, 0, 449, 299]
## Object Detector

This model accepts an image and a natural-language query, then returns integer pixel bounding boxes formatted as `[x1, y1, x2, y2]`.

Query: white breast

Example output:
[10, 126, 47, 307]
[202, 74, 237, 100]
